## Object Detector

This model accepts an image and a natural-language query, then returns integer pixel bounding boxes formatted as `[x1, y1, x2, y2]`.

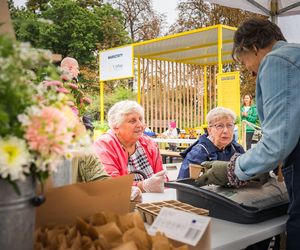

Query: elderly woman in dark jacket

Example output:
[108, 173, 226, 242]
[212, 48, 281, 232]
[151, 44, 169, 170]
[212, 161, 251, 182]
[177, 107, 244, 179]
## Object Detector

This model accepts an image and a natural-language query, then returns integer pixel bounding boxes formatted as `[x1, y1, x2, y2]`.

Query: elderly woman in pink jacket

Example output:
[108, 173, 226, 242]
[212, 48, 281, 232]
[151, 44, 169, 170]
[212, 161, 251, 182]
[94, 100, 166, 193]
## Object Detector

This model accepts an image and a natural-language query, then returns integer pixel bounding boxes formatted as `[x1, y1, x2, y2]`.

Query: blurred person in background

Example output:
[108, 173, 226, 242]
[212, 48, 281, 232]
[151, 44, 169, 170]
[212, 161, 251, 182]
[60, 57, 94, 132]
[162, 120, 179, 151]
[241, 94, 258, 150]
[60, 57, 80, 82]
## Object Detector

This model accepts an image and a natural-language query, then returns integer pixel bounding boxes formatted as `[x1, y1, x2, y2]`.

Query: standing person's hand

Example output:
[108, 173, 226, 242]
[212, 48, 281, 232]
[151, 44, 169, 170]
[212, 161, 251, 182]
[194, 161, 229, 187]
[142, 170, 166, 193]
[250, 173, 270, 185]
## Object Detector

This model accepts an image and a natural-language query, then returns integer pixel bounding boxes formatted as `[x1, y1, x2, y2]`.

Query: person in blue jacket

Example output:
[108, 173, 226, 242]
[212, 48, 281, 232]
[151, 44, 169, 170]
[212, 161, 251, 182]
[177, 107, 244, 179]
[195, 17, 300, 249]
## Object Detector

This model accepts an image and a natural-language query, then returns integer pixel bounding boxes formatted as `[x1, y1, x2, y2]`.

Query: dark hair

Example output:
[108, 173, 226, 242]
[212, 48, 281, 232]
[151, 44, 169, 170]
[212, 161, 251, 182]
[232, 17, 286, 61]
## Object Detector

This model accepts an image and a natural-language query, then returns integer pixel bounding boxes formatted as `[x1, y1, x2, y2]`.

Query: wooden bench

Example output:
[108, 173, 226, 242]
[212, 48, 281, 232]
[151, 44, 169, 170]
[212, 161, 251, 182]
[159, 149, 181, 164]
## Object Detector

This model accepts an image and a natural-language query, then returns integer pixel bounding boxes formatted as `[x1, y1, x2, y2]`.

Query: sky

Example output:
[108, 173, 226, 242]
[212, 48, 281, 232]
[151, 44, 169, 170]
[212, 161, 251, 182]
[12, 0, 300, 42]
[13, 0, 179, 26]
[152, 0, 178, 26]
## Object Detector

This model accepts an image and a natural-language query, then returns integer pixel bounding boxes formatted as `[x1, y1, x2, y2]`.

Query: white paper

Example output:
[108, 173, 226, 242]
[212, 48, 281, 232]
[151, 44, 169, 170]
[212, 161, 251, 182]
[99, 45, 133, 81]
[148, 207, 210, 246]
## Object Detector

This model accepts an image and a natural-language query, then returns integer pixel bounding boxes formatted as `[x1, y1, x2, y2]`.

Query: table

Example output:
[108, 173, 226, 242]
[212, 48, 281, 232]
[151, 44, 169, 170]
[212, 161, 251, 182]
[152, 138, 197, 144]
[143, 189, 288, 250]
[160, 149, 181, 163]
[163, 162, 181, 181]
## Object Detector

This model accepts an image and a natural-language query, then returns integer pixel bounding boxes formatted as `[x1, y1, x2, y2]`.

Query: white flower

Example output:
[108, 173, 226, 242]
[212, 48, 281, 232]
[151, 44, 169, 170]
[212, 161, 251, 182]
[17, 114, 31, 126]
[26, 105, 42, 116]
[0, 137, 30, 181]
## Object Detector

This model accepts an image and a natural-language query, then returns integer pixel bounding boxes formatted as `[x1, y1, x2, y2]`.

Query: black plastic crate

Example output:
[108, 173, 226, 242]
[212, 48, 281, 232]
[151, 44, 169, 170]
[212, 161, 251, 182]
[165, 178, 289, 224]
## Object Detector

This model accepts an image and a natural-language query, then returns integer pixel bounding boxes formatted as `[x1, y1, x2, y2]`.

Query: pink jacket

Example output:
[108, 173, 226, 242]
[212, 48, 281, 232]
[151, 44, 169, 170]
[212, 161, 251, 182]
[94, 130, 164, 181]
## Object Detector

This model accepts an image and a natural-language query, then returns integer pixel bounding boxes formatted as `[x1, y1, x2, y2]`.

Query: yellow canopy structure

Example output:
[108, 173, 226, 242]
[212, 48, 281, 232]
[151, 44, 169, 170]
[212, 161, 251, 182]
[133, 24, 236, 68]
[99, 24, 240, 132]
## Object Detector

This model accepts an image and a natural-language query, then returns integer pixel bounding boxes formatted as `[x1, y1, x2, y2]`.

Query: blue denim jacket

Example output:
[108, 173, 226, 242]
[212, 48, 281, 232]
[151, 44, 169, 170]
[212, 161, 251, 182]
[235, 41, 300, 180]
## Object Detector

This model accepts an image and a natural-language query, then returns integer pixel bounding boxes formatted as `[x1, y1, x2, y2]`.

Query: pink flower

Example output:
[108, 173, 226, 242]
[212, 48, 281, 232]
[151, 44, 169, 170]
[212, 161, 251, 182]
[66, 82, 79, 90]
[71, 106, 79, 116]
[43, 81, 63, 87]
[25, 107, 73, 157]
[66, 100, 75, 106]
[57, 87, 70, 94]
[60, 71, 73, 81]
[82, 97, 92, 104]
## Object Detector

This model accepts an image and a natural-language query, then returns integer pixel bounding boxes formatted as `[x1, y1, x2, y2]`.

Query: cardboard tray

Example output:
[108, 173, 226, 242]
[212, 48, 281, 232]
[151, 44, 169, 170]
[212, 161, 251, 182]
[36, 176, 211, 250]
[136, 200, 209, 224]
[165, 178, 289, 224]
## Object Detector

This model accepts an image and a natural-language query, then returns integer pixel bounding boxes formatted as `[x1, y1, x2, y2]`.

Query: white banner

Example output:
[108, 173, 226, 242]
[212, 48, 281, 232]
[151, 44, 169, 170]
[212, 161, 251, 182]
[99, 45, 133, 81]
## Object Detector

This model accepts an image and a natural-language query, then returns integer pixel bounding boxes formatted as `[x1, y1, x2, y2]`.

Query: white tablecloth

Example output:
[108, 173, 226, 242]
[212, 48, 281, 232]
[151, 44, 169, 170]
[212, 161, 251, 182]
[142, 189, 287, 250]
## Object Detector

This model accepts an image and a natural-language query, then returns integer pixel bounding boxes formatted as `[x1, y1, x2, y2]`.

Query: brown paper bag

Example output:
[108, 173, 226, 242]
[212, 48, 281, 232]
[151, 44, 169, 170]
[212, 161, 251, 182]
[36, 175, 133, 226]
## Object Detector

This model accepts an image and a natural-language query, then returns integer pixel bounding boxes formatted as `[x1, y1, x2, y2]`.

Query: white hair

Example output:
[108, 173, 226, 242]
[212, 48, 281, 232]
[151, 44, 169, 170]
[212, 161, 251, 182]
[107, 100, 144, 129]
[206, 107, 237, 125]
[60, 57, 78, 68]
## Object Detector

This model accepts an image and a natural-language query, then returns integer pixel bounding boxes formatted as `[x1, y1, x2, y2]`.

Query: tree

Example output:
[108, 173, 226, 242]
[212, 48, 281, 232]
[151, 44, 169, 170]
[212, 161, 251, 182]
[93, 3, 130, 50]
[26, 0, 50, 13]
[109, 0, 166, 42]
[11, 0, 130, 65]
[76, 0, 103, 8]
[169, 0, 262, 33]
[168, 0, 264, 98]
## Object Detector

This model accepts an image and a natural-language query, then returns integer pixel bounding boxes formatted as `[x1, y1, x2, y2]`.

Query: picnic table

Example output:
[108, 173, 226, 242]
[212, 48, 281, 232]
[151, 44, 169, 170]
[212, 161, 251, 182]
[159, 149, 181, 164]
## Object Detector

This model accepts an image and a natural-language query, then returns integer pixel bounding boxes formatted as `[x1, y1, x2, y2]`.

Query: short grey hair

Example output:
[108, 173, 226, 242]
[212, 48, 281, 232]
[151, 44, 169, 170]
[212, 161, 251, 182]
[107, 100, 144, 129]
[206, 107, 236, 125]
[60, 57, 78, 68]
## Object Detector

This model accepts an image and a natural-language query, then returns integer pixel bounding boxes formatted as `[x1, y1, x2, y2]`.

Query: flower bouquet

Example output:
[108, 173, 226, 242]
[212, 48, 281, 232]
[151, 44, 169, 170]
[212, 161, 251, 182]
[0, 35, 89, 191]
[0, 34, 91, 249]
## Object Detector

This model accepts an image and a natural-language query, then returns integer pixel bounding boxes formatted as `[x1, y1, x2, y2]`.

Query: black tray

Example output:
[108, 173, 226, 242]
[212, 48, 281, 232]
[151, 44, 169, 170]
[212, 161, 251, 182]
[165, 179, 289, 224]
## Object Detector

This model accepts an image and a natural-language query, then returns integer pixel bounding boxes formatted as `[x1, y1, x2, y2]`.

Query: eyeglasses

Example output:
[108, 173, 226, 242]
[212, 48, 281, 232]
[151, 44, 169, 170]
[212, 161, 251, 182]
[210, 123, 235, 131]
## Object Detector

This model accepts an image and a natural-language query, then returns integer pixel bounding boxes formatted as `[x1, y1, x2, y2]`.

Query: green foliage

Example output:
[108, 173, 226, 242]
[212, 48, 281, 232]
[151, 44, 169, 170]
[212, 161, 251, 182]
[26, 0, 50, 12]
[105, 86, 136, 112]
[92, 120, 109, 131]
[87, 86, 136, 121]
[12, 10, 43, 48]
[12, 0, 130, 65]
[94, 3, 131, 49]
[76, 0, 103, 8]
[39, 0, 99, 63]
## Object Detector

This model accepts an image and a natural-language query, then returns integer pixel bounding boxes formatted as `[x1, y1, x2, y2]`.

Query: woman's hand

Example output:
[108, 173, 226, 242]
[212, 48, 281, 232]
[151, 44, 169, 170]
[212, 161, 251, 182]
[130, 186, 142, 202]
[142, 170, 166, 193]
[242, 111, 248, 117]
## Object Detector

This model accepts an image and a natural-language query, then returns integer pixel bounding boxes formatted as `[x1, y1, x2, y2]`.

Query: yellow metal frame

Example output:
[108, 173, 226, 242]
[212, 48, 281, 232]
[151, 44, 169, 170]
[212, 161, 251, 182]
[99, 24, 237, 123]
